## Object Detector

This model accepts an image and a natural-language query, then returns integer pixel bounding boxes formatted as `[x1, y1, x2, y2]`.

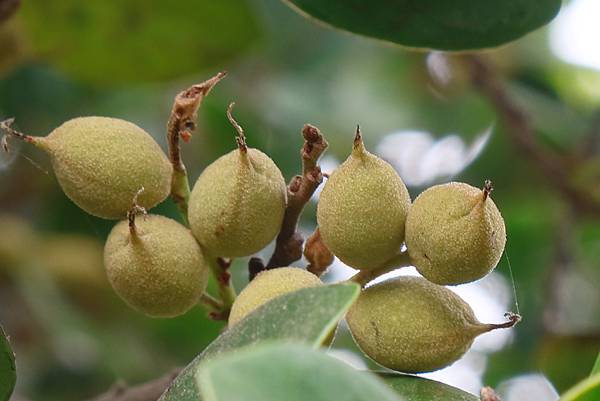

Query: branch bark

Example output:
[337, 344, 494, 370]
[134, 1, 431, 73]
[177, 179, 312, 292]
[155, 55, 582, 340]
[265, 124, 329, 269]
[462, 55, 600, 216]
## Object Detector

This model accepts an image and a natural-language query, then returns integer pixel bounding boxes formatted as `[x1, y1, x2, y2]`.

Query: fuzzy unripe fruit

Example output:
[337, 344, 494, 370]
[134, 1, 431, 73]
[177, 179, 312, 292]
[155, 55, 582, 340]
[188, 136, 287, 258]
[317, 130, 411, 270]
[229, 267, 322, 326]
[28, 117, 172, 219]
[405, 181, 505, 285]
[347, 276, 517, 373]
[104, 214, 208, 318]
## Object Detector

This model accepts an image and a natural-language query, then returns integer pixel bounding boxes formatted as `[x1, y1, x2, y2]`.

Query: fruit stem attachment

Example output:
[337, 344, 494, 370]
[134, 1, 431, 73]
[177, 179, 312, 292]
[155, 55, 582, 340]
[167, 71, 227, 223]
[481, 312, 522, 332]
[263, 124, 329, 271]
[0, 118, 37, 150]
[483, 179, 493, 201]
[354, 124, 362, 147]
[348, 251, 414, 287]
[226, 102, 247, 153]
[207, 257, 237, 320]
[198, 292, 225, 313]
[127, 187, 147, 236]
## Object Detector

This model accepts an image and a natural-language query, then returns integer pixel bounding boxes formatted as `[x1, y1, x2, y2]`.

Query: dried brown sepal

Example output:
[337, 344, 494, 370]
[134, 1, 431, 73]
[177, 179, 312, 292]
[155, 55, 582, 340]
[305, 228, 334, 277]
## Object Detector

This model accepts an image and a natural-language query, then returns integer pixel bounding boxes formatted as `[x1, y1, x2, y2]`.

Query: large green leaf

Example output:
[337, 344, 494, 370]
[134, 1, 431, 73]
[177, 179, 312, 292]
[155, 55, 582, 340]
[381, 373, 478, 401]
[159, 283, 360, 401]
[559, 374, 600, 401]
[18, 0, 261, 85]
[1, 325, 16, 401]
[197, 343, 401, 401]
[591, 352, 600, 376]
[284, 0, 561, 50]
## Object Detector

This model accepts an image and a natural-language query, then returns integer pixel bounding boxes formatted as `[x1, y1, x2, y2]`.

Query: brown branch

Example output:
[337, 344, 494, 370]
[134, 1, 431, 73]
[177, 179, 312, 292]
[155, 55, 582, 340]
[462, 55, 600, 216]
[87, 369, 180, 401]
[265, 124, 329, 269]
[167, 71, 227, 220]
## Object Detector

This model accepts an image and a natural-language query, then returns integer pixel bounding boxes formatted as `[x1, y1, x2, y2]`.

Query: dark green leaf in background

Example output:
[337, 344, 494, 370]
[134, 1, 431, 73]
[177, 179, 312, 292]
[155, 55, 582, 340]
[197, 343, 401, 401]
[160, 283, 360, 401]
[0, 325, 16, 401]
[17, 0, 261, 85]
[381, 373, 478, 401]
[559, 374, 600, 401]
[283, 0, 561, 50]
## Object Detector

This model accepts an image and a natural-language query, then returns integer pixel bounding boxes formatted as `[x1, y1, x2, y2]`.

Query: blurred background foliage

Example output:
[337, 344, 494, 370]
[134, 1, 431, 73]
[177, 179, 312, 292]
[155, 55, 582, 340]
[0, 0, 599, 400]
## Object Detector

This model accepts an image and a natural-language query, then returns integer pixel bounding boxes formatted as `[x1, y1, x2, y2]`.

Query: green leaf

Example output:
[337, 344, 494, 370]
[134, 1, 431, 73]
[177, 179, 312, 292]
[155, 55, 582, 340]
[284, 0, 561, 50]
[559, 373, 600, 401]
[159, 283, 360, 401]
[591, 352, 600, 376]
[18, 0, 261, 85]
[381, 373, 478, 401]
[1, 325, 16, 401]
[197, 343, 401, 401]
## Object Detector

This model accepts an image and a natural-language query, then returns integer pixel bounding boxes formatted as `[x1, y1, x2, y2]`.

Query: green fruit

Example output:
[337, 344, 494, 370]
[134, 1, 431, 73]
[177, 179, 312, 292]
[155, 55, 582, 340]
[229, 267, 322, 326]
[405, 181, 505, 285]
[188, 143, 287, 258]
[317, 130, 411, 270]
[347, 276, 516, 373]
[104, 214, 208, 318]
[29, 117, 172, 219]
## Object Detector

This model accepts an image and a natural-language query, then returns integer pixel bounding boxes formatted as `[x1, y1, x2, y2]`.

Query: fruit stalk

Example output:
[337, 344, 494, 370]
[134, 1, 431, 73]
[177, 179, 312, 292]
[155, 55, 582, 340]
[265, 123, 329, 269]
[199, 293, 225, 313]
[166, 71, 227, 222]
[348, 251, 414, 287]
[207, 257, 237, 318]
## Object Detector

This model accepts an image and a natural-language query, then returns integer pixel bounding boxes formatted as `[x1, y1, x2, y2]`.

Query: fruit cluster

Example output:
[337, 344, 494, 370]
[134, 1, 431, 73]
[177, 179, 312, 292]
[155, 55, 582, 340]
[1, 77, 518, 374]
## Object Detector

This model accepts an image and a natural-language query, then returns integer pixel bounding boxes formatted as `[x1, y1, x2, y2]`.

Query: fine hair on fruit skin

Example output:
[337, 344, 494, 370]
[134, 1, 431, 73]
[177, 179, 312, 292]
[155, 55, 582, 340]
[346, 276, 519, 373]
[405, 181, 506, 285]
[228, 267, 322, 326]
[3, 116, 173, 220]
[188, 103, 287, 258]
[317, 127, 411, 270]
[104, 214, 209, 318]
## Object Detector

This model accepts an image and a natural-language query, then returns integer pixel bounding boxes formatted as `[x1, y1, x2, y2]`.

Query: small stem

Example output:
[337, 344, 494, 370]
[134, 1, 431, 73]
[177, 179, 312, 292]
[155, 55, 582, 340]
[347, 251, 414, 287]
[167, 71, 227, 222]
[482, 312, 522, 332]
[483, 179, 493, 201]
[127, 187, 147, 236]
[353, 124, 362, 147]
[198, 293, 224, 313]
[0, 118, 36, 147]
[265, 124, 329, 270]
[207, 257, 236, 317]
[226, 102, 247, 153]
